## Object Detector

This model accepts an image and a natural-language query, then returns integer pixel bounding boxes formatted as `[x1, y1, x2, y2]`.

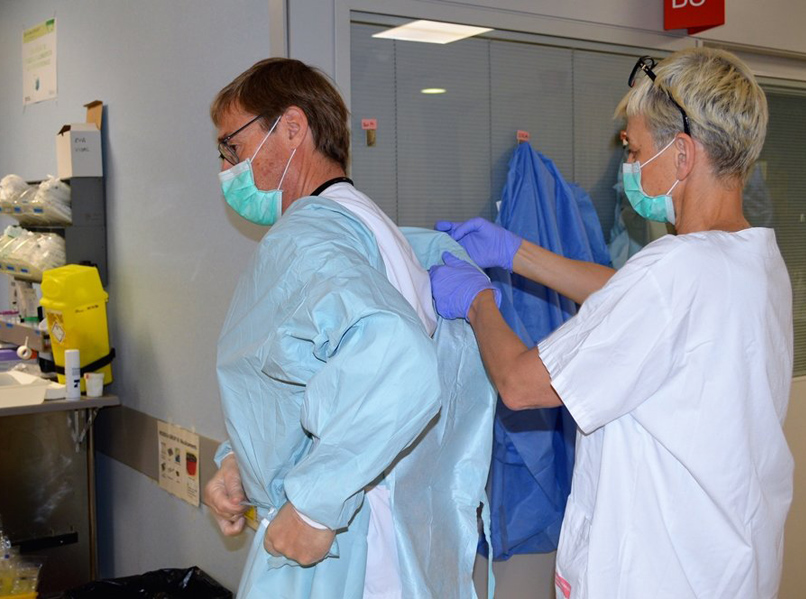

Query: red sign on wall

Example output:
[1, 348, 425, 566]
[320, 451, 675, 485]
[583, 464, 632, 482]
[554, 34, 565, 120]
[664, 0, 725, 34]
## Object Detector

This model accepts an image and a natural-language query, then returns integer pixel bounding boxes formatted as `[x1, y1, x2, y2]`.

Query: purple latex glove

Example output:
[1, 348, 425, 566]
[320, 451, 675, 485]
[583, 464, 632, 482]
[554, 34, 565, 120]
[429, 252, 501, 320]
[435, 217, 523, 271]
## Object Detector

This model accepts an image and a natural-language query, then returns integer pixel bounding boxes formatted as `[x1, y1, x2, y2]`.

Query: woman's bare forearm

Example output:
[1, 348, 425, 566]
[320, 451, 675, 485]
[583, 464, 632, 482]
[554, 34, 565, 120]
[467, 290, 561, 410]
[513, 240, 615, 304]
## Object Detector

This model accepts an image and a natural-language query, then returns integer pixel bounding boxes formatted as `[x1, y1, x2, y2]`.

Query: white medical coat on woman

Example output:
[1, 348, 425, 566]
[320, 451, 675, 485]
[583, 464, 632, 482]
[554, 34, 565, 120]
[538, 229, 793, 599]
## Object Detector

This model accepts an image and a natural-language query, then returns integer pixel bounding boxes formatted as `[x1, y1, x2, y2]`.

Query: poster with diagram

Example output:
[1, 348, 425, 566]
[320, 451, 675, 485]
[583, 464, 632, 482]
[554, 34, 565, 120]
[158, 420, 200, 506]
[22, 18, 57, 105]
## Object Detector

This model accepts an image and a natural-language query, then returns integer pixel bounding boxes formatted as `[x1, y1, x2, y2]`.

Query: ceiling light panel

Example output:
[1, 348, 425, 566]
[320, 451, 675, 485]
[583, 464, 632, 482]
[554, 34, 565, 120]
[372, 20, 493, 44]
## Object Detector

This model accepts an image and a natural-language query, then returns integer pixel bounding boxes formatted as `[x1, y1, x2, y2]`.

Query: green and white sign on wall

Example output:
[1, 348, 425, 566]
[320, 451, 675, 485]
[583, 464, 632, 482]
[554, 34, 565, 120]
[22, 18, 57, 105]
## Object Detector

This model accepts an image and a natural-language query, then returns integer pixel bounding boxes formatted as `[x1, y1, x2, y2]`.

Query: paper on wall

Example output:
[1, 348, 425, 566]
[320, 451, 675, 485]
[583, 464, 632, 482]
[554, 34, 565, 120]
[23, 18, 57, 105]
[158, 420, 200, 507]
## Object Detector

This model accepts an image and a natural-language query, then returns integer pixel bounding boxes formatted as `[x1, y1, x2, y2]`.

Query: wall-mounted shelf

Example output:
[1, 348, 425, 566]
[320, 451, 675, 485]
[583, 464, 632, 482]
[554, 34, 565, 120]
[0, 175, 107, 352]
[25, 176, 108, 285]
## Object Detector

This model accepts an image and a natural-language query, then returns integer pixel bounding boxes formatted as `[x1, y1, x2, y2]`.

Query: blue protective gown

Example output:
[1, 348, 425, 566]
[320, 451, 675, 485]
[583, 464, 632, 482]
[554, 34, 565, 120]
[215, 197, 496, 598]
[484, 142, 610, 559]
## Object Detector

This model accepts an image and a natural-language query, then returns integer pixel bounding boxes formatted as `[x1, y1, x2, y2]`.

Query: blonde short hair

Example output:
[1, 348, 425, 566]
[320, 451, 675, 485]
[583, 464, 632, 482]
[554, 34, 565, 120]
[616, 48, 768, 182]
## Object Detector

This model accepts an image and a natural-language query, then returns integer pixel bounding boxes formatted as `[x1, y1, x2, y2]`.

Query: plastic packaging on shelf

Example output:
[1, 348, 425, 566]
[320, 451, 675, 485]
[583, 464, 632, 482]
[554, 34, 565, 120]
[27, 177, 71, 226]
[0, 228, 29, 273]
[19, 232, 66, 279]
[0, 226, 66, 281]
[14, 281, 38, 325]
[9, 188, 39, 225]
[0, 176, 32, 217]
[0, 174, 71, 226]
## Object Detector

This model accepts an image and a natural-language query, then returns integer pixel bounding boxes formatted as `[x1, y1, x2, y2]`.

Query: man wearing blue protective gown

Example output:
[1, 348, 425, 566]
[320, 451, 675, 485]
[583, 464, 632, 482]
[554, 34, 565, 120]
[204, 58, 496, 599]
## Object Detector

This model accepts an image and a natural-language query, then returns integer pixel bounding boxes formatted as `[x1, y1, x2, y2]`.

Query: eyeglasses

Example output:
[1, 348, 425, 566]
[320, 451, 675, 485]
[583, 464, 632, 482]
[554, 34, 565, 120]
[628, 56, 691, 137]
[218, 113, 265, 166]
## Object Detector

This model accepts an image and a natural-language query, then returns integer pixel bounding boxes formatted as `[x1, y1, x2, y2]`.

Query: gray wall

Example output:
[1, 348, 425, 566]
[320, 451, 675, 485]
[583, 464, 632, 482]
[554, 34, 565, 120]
[0, 0, 273, 589]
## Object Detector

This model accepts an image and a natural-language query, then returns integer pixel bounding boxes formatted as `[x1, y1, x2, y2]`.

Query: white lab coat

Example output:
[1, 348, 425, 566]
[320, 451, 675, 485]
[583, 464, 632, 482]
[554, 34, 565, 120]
[539, 229, 794, 599]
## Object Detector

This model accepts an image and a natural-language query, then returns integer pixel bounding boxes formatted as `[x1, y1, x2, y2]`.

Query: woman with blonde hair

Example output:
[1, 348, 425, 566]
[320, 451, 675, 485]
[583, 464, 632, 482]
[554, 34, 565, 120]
[430, 47, 793, 598]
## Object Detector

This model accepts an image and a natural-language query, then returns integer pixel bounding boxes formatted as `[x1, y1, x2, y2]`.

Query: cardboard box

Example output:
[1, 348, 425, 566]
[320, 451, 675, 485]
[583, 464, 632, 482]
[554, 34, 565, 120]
[56, 100, 104, 179]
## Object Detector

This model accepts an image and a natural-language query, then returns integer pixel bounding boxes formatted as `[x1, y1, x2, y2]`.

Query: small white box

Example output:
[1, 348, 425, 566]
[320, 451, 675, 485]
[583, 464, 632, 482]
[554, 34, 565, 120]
[56, 100, 104, 179]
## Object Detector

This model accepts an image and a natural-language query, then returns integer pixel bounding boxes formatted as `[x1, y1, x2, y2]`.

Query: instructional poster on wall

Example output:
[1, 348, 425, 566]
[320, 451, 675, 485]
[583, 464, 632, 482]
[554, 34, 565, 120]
[158, 421, 200, 507]
[22, 18, 57, 105]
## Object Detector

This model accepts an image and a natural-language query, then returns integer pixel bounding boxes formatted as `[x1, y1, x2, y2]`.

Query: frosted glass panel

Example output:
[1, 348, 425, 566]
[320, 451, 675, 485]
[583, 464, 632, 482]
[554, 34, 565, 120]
[490, 43, 573, 207]
[349, 22, 634, 234]
[395, 37, 492, 227]
[350, 24, 398, 220]
[349, 22, 652, 241]
[755, 91, 806, 376]
[573, 51, 638, 235]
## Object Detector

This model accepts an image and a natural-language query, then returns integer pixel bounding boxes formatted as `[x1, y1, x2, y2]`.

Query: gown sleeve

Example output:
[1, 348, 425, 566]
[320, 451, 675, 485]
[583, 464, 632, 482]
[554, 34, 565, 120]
[267, 206, 442, 530]
[214, 439, 233, 467]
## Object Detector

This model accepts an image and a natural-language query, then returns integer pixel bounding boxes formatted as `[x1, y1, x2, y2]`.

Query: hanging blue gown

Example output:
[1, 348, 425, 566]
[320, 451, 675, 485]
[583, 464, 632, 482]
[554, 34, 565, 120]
[483, 142, 611, 560]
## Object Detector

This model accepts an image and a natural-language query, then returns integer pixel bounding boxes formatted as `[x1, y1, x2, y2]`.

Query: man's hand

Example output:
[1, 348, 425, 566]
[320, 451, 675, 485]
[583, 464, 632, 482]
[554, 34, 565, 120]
[203, 453, 247, 536]
[264, 503, 336, 566]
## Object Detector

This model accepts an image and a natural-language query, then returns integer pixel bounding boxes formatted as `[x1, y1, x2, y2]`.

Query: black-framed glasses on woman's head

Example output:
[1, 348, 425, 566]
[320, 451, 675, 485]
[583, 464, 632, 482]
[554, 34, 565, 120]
[628, 55, 691, 137]
[218, 113, 265, 166]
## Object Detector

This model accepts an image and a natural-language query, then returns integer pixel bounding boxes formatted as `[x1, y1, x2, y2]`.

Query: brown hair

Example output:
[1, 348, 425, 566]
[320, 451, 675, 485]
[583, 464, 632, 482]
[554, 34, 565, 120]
[211, 58, 350, 170]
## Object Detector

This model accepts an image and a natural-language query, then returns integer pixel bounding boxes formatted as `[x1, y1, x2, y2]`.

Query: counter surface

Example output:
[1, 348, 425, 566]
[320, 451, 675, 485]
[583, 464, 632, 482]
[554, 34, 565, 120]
[0, 394, 119, 417]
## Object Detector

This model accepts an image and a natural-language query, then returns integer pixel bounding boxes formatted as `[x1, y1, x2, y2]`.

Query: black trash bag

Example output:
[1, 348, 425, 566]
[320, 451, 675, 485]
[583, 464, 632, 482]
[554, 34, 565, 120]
[59, 566, 232, 599]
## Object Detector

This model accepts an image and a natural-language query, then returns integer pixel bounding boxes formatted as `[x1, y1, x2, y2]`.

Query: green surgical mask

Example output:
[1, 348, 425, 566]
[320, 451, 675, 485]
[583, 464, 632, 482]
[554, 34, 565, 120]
[218, 116, 296, 226]
[622, 138, 679, 225]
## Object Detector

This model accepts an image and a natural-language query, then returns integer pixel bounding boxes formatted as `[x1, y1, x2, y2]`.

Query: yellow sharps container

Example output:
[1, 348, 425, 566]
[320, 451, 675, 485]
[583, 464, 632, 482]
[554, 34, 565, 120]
[40, 265, 113, 391]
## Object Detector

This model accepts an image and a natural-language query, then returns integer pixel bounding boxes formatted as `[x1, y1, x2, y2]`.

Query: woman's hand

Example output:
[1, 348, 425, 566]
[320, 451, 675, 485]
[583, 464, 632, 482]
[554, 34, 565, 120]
[435, 218, 522, 271]
[429, 252, 500, 320]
